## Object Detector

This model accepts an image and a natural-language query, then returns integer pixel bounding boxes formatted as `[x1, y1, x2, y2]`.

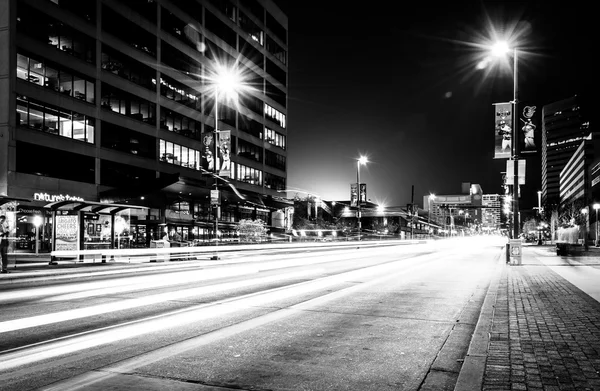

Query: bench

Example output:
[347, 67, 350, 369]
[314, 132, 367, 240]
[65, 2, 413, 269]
[556, 242, 585, 256]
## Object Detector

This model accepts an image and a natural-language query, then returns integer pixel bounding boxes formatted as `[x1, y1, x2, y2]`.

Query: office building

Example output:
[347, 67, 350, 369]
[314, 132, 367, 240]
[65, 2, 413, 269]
[0, 0, 290, 253]
[541, 94, 593, 207]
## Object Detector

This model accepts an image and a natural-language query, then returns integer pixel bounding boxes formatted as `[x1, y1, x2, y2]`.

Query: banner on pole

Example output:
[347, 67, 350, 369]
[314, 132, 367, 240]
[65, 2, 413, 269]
[493, 102, 513, 159]
[350, 183, 358, 207]
[359, 183, 367, 205]
[201, 132, 215, 173]
[520, 104, 539, 154]
[217, 130, 231, 177]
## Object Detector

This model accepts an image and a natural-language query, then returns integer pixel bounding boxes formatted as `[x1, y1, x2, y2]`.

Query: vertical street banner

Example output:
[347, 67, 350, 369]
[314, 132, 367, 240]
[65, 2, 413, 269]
[359, 183, 367, 204]
[201, 132, 215, 173]
[217, 130, 231, 177]
[520, 104, 539, 154]
[493, 102, 513, 159]
[350, 183, 358, 207]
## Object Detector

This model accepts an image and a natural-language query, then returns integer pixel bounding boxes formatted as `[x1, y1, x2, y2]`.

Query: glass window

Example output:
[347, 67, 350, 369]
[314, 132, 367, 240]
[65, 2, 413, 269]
[28, 58, 45, 86]
[46, 65, 59, 91]
[59, 110, 73, 138]
[17, 54, 29, 81]
[29, 102, 44, 129]
[72, 113, 86, 141]
[73, 75, 86, 100]
[59, 70, 72, 96]
[181, 146, 189, 167]
[86, 80, 95, 103]
[16, 100, 27, 126]
[44, 107, 60, 134]
[86, 118, 95, 143]
[174, 144, 181, 165]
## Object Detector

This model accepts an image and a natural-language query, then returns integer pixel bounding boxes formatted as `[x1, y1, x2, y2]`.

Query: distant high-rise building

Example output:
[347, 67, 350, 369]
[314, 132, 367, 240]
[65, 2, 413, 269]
[482, 194, 501, 231]
[541, 94, 593, 207]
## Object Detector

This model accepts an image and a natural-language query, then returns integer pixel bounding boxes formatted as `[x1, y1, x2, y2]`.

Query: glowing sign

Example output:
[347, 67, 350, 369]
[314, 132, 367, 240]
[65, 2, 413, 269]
[34, 193, 84, 202]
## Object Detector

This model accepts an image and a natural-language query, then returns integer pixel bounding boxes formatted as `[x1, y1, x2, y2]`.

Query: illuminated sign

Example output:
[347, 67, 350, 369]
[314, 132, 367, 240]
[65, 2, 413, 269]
[55, 214, 79, 251]
[34, 193, 85, 202]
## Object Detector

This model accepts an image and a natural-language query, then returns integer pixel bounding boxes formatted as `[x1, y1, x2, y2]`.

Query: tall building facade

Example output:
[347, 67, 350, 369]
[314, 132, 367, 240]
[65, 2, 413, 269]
[0, 0, 290, 253]
[541, 94, 592, 207]
[481, 194, 501, 231]
[559, 139, 599, 205]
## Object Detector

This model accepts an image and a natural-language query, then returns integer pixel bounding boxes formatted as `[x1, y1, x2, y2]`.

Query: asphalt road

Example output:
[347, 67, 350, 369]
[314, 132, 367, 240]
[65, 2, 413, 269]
[0, 236, 505, 391]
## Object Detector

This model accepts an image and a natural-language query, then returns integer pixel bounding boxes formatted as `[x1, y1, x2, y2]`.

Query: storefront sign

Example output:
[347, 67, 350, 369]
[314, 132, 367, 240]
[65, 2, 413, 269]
[16, 206, 48, 215]
[34, 193, 85, 202]
[211, 190, 220, 206]
[55, 214, 79, 251]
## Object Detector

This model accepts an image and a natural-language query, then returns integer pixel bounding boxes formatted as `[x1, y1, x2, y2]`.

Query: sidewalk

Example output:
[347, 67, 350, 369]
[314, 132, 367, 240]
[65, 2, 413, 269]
[456, 244, 600, 391]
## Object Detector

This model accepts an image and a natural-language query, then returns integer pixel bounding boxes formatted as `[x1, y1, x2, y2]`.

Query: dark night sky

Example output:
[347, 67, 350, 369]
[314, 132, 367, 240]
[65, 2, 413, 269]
[277, 1, 592, 209]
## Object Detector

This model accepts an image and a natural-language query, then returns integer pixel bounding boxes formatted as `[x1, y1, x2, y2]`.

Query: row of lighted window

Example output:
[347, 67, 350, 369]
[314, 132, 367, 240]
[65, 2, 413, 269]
[16, 96, 95, 143]
[159, 140, 201, 170]
[264, 127, 286, 150]
[264, 104, 286, 128]
[17, 52, 95, 104]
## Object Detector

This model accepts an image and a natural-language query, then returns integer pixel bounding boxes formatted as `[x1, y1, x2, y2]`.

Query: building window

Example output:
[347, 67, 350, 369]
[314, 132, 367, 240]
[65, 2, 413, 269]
[102, 5, 156, 57]
[157, 75, 201, 110]
[264, 127, 286, 150]
[265, 150, 286, 171]
[101, 121, 156, 159]
[101, 83, 156, 124]
[17, 52, 95, 103]
[237, 138, 262, 162]
[159, 139, 201, 170]
[47, 0, 96, 23]
[101, 45, 156, 91]
[266, 36, 286, 65]
[264, 172, 286, 191]
[16, 95, 95, 143]
[264, 104, 286, 128]
[17, 3, 95, 63]
[236, 163, 262, 185]
[161, 7, 202, 50]
[159, 107, 202, 140]
[239, 11, 263, 46]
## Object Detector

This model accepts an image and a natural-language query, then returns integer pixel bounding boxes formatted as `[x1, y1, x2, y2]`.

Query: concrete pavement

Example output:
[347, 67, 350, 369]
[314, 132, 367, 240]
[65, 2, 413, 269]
[456, 244, 600, 391]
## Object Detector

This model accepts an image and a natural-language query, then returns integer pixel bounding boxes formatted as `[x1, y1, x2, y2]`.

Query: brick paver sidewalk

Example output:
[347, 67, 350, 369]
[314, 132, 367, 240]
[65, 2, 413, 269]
[484, 256, 600, 391]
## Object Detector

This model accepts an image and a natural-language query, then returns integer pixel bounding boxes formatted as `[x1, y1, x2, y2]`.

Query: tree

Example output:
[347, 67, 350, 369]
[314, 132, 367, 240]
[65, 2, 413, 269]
[522, 218, 538, 240]
[236, 219, 268, 243]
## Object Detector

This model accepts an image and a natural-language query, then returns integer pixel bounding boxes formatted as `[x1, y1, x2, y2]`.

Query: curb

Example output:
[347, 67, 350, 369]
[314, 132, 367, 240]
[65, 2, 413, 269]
[453, 246, 505, 391]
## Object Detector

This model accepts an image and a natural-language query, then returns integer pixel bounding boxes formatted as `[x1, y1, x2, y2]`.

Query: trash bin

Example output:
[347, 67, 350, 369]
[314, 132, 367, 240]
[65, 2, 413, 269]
[556, 242, 568, 256]
[508, 239, 522, 265]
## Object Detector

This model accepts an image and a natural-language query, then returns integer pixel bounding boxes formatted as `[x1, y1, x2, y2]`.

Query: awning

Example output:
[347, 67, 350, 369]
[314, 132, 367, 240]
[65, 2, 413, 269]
[44, 200, 148, 215]
[99, 172, 181, 203]
[0, 195, 33, 207]
[261, 195, 294, 210]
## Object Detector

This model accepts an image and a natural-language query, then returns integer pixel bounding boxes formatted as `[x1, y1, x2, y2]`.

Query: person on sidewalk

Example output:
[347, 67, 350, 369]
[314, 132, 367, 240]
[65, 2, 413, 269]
[0, 215, 9, 273]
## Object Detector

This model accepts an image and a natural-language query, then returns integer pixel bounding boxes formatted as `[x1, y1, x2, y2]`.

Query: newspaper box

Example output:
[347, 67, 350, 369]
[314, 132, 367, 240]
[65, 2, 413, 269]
[508, 239, 522, 265]
[150, 239, 170, 262]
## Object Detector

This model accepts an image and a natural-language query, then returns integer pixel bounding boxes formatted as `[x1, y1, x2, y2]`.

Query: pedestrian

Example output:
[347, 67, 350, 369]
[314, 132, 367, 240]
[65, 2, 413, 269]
[0, 215, 10, 273]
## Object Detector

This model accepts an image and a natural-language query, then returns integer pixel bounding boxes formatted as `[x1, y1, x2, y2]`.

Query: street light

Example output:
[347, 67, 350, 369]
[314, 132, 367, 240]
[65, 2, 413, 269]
[208, 63, 246, 260]
[428, 194, 436, 237]
[594, 203, 600, 247]
[356, 155, 368, 241]
[491, 40, 520, 240]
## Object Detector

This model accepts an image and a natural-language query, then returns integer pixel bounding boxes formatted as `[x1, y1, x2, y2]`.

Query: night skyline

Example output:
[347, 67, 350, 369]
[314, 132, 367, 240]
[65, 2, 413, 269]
[281, 1, 592, 209]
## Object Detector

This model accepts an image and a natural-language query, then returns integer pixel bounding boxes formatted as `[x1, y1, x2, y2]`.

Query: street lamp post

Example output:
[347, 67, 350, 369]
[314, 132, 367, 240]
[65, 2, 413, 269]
[594, 203, 600, 247]
[428, 194, 435, 238]
[492, 42, 519, 240]
[356, 156, 368, 241]
[209, 64, 245, 260]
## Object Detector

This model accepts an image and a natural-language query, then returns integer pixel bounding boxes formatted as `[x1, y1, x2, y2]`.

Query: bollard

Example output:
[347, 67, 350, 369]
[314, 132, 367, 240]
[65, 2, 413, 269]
[506, 243, 510, 263]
